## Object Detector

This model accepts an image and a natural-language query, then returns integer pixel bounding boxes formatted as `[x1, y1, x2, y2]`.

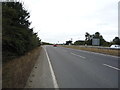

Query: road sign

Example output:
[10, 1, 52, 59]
[92, 38, 100, 46]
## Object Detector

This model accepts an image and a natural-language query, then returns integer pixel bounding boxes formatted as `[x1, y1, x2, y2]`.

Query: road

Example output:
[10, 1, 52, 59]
[44, 45, 119, 88]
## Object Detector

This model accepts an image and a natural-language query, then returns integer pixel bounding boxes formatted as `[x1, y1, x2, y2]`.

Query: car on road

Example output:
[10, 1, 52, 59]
[110, 45, 120, 49]
[53, 44, 57, 47]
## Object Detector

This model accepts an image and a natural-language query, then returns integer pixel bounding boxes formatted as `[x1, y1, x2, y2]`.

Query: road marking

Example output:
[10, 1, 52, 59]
[103, 64, 120, 71]
[71, 52, 86, 59]
[64, 47, 119, 59]
[43, 46, 59, 88]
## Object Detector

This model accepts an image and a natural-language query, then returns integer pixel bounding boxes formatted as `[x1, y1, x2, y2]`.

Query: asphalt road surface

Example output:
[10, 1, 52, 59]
[44, 45, 119, 88]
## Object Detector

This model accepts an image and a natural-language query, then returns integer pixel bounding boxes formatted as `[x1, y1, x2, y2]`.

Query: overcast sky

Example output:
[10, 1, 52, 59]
[22, 0, 119, 44]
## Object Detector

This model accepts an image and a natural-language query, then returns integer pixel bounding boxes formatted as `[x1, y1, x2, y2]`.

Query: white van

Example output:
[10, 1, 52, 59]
[110, 45, 120, 49]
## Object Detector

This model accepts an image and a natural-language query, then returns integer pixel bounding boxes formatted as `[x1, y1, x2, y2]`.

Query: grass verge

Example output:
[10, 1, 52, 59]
[2, 46, 42, 88]
[61, 45, 120, 56]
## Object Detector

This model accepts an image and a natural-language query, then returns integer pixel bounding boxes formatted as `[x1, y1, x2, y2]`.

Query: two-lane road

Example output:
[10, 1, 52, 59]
[44, 45, 119, 88]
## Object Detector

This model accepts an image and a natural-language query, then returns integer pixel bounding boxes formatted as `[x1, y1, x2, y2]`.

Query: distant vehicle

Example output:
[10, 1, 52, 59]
[110, 45, 120, 49]
[53, 44, 57, 47]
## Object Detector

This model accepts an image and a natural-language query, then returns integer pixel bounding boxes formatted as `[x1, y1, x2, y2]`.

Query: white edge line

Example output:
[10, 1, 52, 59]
[71, 52, 86, 59]
[43, 46, 59, 88]
[103, 64, 120, 71]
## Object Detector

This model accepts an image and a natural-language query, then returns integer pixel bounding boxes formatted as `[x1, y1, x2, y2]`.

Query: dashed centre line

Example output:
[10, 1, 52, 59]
[71, 52, 86, 59]
[103, 64, 120, 71]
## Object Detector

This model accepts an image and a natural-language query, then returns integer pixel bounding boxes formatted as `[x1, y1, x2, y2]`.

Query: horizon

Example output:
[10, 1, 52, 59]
[22, 0, 119, 43]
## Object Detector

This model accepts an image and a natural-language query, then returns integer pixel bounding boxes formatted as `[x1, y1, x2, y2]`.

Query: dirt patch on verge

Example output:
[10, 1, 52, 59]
[2, 46, 42, 88]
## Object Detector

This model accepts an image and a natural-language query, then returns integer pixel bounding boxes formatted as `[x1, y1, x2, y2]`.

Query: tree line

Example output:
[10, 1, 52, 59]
[65, 32, 120, 46]
[2, 2, 41, 62]
[74, 32, 120, 46]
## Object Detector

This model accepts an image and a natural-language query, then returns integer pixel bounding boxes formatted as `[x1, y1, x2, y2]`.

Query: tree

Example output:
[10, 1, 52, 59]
[85, 32, 92, 45]
[113, 37, 120, 45]
[93, 32, 106, 46]
[2, 2, 41, 62]
[94, 32, 100, 38]
[85, 32, 90, 41]
[74, 40, 85, 45]
[65, 40, 72, 45]
[85, 32, 107, 46]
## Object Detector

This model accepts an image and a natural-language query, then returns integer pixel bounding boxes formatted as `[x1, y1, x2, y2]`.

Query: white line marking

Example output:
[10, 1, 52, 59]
[64, 47, 119, 59]
[71, 52, 86, 59]
[103, 64, 120, 71]
[43, 46, 59, 88]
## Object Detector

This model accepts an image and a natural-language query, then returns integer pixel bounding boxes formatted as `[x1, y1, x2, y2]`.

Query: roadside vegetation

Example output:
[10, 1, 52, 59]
[63, 32, 120, 56]
[61, 45, 120, 56]
[2, 47, 41, 88]
[2, 2, 41, 88]
[42, 42, 53, 45]
[2, 2, 41, 63]
[64, 32, 120, 47]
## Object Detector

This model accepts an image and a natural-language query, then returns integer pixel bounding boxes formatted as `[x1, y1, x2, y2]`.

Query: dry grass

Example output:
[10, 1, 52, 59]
[2, 46, 42, 88]
[61, 45, 120, 56]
